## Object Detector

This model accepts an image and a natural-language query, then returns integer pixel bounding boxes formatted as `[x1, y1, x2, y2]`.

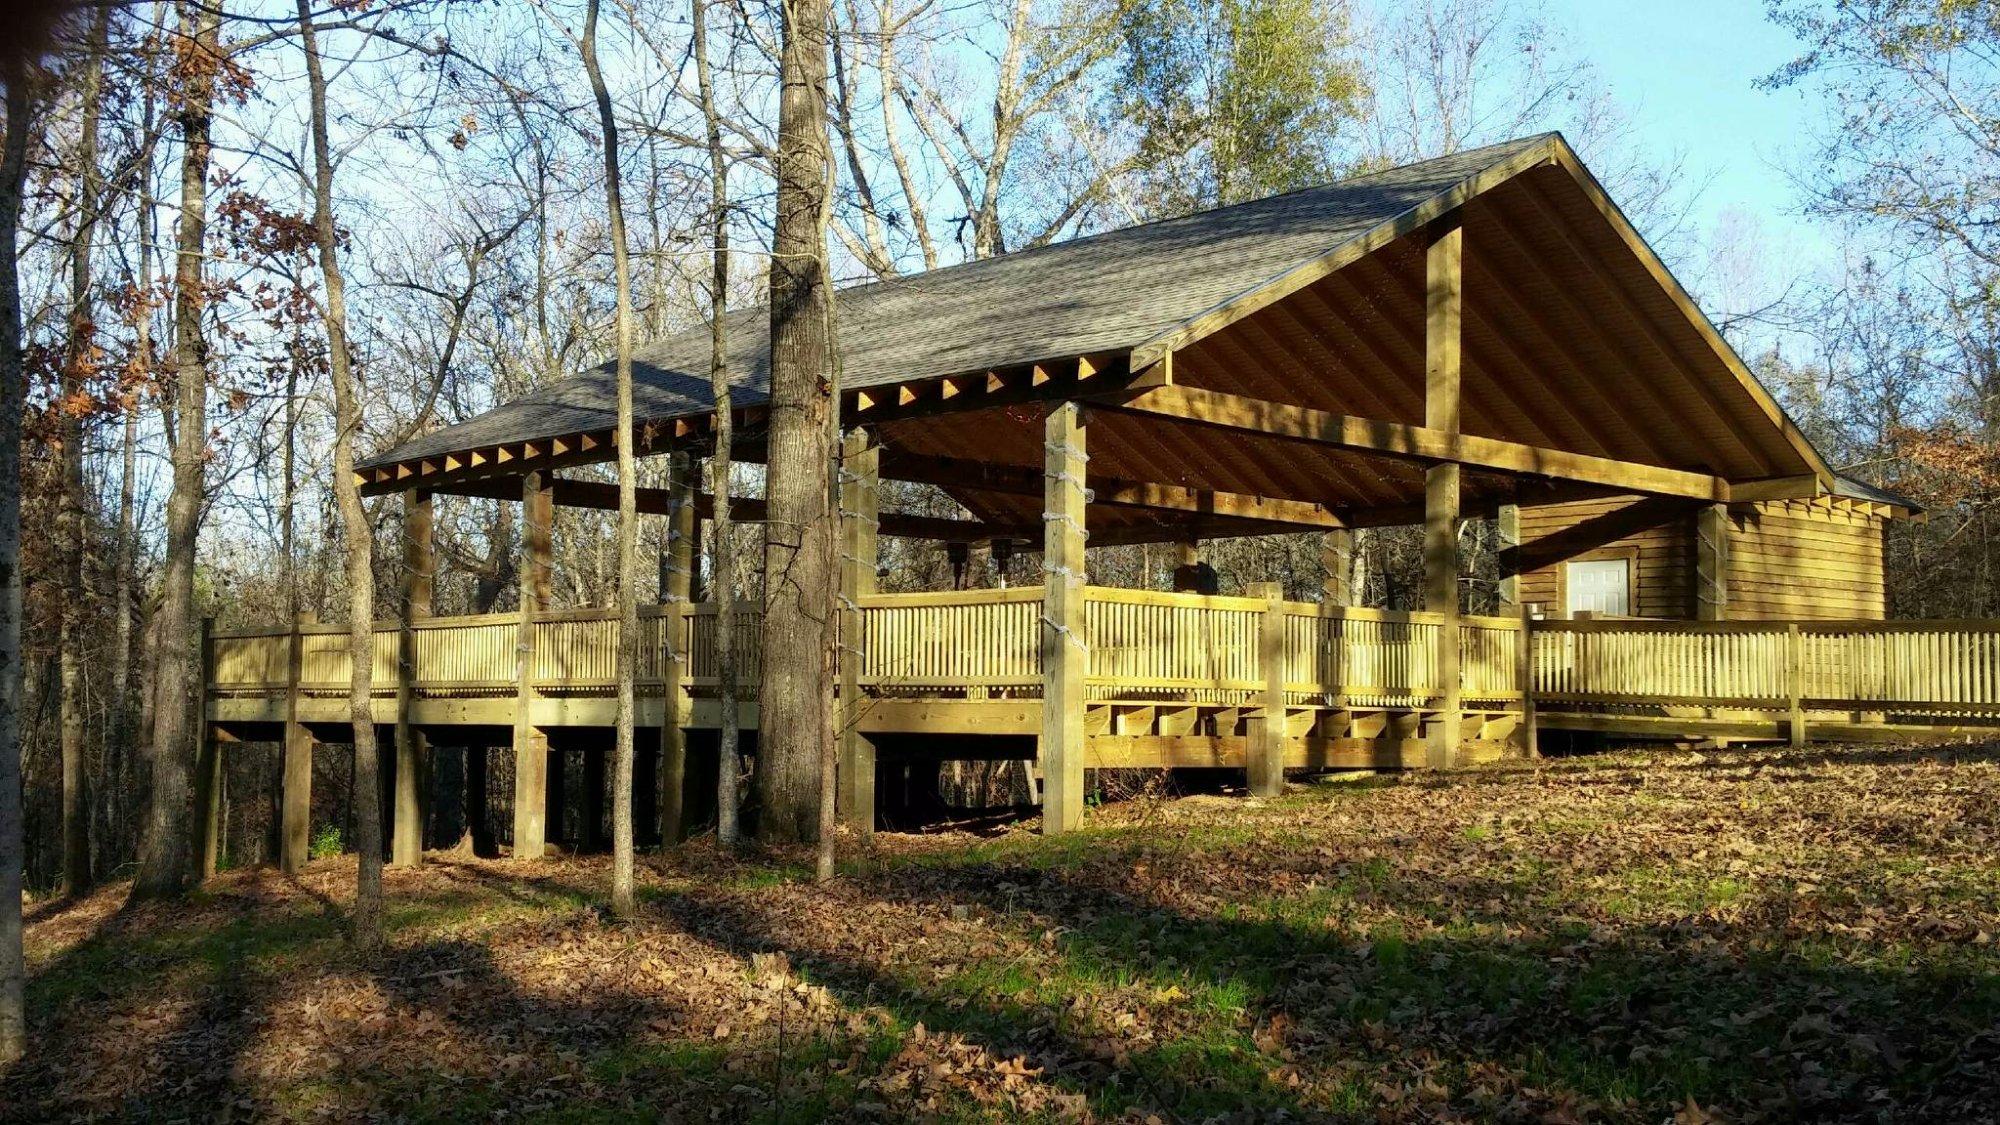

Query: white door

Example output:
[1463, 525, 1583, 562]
[1565, 559, 1630, 617]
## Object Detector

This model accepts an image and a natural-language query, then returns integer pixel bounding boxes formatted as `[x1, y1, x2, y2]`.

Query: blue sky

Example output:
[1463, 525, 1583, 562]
[1543, 0, 1825, 250]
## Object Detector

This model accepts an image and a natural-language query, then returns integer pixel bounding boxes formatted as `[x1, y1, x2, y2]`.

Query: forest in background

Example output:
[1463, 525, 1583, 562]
[0, 0, 1994, 902]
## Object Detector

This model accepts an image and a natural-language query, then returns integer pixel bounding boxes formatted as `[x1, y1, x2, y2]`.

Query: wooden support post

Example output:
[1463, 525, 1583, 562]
[1517, 599, 1539, 757]
[512, 470, 552, 859]
[838, 430, 880, 833]
[1040, 403, 1088, 834]
[546, 748, 567, 848]
[1249, 582, 1286, 797]
[1425, 214, 1463, 770]
[1496, 503, 1520, 616]
[1174, 539, 1198, 569]
[1321, 529, 1353, 607]
[583, 749, 606, 851]
[281, 611, 314, 873]
[392, 489, 432, 867]
[1697, 502, 1729, 621]
[467, 746, 493, 856]
[195, 614, 222, 880]
[635, 742, 658, 847]
[947, 541, 969, 590]
[378, 747, 397, 862]
[1788, 622, 1807, 748]
[659, 452, 695, 842]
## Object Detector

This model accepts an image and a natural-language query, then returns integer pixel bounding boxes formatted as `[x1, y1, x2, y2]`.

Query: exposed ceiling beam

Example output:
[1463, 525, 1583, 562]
[429, 475, 1007, 542]
[1094, 384, 1735, 503]
[879, 451, 1350, 530]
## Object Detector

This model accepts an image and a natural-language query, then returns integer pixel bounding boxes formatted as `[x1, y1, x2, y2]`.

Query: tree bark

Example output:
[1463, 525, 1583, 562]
[297, 0, 383, 945]
[133, 0, 222, 902]
[759, 0, 838, 845]
[57, 0, 110, 898]
[691, 0, 740, 846]
[580, 0, 639, 919]
[0, 56, 37, 1067]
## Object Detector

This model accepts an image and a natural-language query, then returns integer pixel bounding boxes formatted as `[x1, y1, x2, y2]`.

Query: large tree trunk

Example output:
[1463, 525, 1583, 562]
[758, 0, 838, 845]
[133, 0, 222, 902]
[580, 0, 640, 918]
[297, 0, 383, 945]
[58, 0, 110, 898]
[691, 0, 740, 846]
[0, 58, 37, 1066]
[111, 46, 158, 875]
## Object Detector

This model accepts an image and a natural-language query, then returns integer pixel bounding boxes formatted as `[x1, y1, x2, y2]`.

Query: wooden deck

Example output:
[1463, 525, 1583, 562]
[208, 588, 2000, 750]
[204, 585, 2000, 871]
[208, 585, 1527, 758]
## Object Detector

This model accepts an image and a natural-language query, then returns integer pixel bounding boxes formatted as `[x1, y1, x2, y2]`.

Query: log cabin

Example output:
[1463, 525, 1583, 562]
[201, 131, 1964, 874]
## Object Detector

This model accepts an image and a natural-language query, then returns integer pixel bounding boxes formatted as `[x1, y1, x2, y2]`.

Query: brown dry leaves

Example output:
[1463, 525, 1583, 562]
[5, 740, 1998, 1123]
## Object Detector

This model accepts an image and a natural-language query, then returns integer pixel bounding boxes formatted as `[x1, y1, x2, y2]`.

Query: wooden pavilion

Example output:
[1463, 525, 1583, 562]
[206, 133, 1956, 874]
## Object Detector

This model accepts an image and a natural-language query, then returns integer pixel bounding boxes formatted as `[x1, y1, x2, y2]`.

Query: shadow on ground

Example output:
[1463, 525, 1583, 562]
[3, 742, 1997, 1122]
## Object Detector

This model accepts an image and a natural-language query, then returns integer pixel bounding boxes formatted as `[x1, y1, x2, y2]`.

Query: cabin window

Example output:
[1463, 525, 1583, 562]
[1565, 558, 1630, 617]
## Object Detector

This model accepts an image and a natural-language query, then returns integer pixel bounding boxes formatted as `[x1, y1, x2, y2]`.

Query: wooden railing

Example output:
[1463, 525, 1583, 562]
[859, 587, 1042, 694]
[1531, 618, 2000, 721]
[1086, 588, 1263, 702]
[211, 587, 1529, 710]
[1081, 588, 1522, 707]
[213, 590, 2000, 734]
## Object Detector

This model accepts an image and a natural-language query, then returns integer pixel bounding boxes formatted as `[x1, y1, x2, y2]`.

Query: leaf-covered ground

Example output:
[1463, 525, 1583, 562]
[6, 741, 1999, 1123]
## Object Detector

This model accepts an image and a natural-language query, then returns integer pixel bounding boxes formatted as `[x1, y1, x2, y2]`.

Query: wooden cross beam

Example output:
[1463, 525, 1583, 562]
[1094, 383, 1738, 503]
[1501, 495, 1698, 575]
[877, 451, 1350, 531]
[428, 474, 1009, 543]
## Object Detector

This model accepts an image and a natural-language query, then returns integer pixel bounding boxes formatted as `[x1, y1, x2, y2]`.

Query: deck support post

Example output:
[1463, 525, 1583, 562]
[1425, 214, 1463, 769]
[512, 471, 553, 859]
[1697, 502, 1729, 620]
[393, 489, 432, 867]
[1320, 529, 1353, 607]
[195, 615, 222, 880]
[281, 611, 314, 873]
[546, 748, 567, 849]
[1788, 622, 1807, 748]
[838, 430, 880, 833]
[583, 749, 606, 851]
[659, 451, 695, 842]
[1496, 504, 1520, 616]
[1249, 582, 1285, 797]
[1040, 403, 1088, 834]
[467, 746, 493, 855]
[1517, 599, 1539, 757]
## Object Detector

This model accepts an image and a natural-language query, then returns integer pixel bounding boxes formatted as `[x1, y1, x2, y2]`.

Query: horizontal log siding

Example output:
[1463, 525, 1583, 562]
[1726, 503, 1885, 620]
[1517, 497, 1691, 618]
[1518, 496, 1888, 621]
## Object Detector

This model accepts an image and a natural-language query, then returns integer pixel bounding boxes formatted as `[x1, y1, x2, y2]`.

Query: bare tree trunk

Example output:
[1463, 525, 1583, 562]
[58, 0, 110, 899]
[580, 0, 640, 919]
[112, 38, 159, 872]
[816, 236, 842, 883]
[270, 342, 298, 863]
[757, 0, 838, 846]
[297, 0, 382, 946]
[133, 0, 222, 902]
[691, 0, 740, 846]
[0, 59, 37, 1067]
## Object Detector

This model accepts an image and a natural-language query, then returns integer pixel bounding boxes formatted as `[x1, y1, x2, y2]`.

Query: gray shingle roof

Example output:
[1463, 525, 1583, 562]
[364, 135, 1553, 470]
